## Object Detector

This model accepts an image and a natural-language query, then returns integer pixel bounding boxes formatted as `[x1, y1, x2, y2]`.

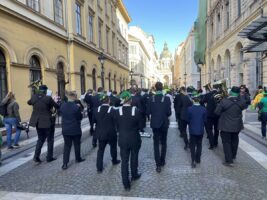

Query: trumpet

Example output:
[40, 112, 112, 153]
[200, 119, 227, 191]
[28, 79, 43, 94]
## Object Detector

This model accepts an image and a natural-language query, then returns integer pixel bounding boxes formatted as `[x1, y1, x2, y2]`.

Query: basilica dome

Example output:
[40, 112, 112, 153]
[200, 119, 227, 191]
[160, 42, 172, 59]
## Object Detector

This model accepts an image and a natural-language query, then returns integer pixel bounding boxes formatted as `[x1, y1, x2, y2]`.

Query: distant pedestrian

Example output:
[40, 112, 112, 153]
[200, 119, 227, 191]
[257, 86, 267, 140]
[147, 82, 172, 173]
[187, 92, 207, 168]
[1, 92, 22, 149]
[84, 89, 94, 135]
[60, 91, 85, 170]
[239, 85, 251, 123]
[114, 91, 142, 191]
[93, 94, 120, 173]
[215, 87, 247, 167]
[28, 85, 59, 163]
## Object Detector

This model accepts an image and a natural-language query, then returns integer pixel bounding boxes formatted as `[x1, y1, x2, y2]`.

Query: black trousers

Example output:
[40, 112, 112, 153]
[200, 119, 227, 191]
[87, 110, 94, 134]
[152, 126, 168, 167]
[180, 120, 189, 145]
[97, 139, 118, 171]
[63, 135, 82, 164]
[34, 127, 54, 160]
[176, 113, 182, 132]
[220, 131, 239, 163]
[206, 117, 219, 147]
[120, 145, 140, 187]
[261, 112, 267, 137]
[190, 135, 203, 163]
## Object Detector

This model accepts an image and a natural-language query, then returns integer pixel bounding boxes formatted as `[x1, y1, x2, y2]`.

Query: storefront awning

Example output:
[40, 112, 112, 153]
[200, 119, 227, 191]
[238, 16, 267, 42]
[241, 41, 267, 53]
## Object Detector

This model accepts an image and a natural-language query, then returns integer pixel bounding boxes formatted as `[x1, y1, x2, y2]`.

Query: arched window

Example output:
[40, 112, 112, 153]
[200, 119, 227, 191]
[92, 68, 96, 91]
[29, 55, 42, 94]
[80, 66, 86, 95]
[114, 75, 116, 91]
[57, 62, 65, 100]
[108, 72, 111, 91]
[0, 50, 7, 102]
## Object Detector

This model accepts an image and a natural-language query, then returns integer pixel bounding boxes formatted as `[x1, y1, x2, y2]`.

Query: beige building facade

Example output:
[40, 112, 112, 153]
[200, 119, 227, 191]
[0, 0, 131, 120]
[205, 0, 267, 93]
[173, 43, 184, 88]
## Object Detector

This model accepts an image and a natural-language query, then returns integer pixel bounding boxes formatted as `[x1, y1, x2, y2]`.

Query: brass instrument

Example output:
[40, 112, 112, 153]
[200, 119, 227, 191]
[28, 79, 43, 94]
[213, 79, 229, 103]
[204, 83, 212, 92]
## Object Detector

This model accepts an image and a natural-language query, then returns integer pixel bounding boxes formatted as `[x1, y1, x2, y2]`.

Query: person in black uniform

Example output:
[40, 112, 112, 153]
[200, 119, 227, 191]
[179, 87, 193, 150]
[109, 91, 121, 108]
[174, 88, 184, 137]
[147, 82, 171, 173]
[28, 85, 59, 163]
[84, 89, 94, 135]
[60, 91, 85, 170]
[201, 86, 220, 149]
[114, 91, 142, 190]
[93, 94, 120, 173]
[91, 87, 104, 148]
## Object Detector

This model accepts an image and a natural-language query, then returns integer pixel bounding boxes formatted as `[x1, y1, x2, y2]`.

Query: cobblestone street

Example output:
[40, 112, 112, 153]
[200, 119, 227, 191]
[0, 115, 267, 200]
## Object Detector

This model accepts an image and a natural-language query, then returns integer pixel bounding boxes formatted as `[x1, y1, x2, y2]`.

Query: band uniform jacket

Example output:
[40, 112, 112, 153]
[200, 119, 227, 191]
[147, 94, 172, 129]
[114, 106, 142, 149]
[28, 94, 59, 129]
[93, 105, 117, 141]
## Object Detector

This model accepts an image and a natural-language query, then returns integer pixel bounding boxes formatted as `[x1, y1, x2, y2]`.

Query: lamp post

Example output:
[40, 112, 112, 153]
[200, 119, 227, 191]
[98, 52, 105, 89]
[197, 59, 203, 89]
[129, 69, 134, 88]
[184, 73, 187, 88]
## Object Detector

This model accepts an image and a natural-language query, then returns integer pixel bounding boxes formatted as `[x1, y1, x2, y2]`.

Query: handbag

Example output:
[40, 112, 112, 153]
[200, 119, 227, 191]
[17, 123, 27, 130]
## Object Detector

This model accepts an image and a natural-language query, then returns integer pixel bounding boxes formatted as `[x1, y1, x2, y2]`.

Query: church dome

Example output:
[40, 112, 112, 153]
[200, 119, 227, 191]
[160, 42, 172, 59]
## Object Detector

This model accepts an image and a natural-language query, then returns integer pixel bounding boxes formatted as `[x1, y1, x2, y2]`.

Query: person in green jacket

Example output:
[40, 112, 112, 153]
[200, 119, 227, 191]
[258, 86, 267, 140]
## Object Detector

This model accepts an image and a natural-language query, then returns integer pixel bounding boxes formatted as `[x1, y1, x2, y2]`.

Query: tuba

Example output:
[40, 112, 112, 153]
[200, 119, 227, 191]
[204, 83, 212, 92]
[213, 79, 228, 103]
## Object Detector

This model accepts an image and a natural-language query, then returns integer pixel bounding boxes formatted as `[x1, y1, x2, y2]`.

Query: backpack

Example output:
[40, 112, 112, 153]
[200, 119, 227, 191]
[0, 103, 7, 117]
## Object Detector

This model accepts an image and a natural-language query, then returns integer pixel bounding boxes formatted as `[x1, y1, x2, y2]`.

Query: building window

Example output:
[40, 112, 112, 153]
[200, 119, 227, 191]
[27, 0, 40, 12]
[88, 13, 94, 42]
[80, 66, 86, 95]
[76, 3, 82, 35]
[106, 27, 110, 53]
[29, 55, 42, 94]
[112, 32, 115, 56]
[54, 0, 63, 25]
[98, 19, 103, 48]
[0, 50, 7, 102]
[237, 0, 241, 17]
[57, 62, 66, 99]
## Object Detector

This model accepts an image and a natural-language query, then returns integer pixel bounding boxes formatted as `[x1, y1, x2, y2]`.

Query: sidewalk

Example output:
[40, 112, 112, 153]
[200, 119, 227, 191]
[243, 123, 267, 147]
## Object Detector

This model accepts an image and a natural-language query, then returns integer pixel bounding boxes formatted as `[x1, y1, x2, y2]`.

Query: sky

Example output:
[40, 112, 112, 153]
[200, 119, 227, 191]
[124, 0, 198, 56]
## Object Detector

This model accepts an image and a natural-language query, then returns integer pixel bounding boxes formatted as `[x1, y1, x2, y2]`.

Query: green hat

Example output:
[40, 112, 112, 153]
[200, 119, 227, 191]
[192, 91, 200, 98]
[120, 91, 132, 102]
[99, 93, 108, 102]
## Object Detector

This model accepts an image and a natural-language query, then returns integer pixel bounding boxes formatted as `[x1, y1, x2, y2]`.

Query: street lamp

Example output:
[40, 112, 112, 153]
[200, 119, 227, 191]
[98, 52, 106, 89]
[197, 59, 203, 89]
[184, 73, 187, 88]
[129, 68, 134, 88]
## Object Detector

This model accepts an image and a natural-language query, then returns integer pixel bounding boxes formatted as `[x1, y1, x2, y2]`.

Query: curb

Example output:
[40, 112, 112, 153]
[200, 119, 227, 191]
[243, 127, 267, 148]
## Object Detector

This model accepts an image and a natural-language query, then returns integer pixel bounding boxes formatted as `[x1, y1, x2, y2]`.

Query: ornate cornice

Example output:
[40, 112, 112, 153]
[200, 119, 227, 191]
[117, 0, 131, 23]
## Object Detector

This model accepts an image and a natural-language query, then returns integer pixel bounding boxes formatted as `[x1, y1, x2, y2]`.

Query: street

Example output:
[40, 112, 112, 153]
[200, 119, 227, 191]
[0, 110, 267, 200]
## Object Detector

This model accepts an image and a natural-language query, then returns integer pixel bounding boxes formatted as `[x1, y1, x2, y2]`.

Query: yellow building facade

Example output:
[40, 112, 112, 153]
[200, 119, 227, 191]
[0, 0, 131, 120]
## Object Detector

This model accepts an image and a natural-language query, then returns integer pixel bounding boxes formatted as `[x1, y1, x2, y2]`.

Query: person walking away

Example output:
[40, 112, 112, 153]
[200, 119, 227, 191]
[93, 94, 120, 173]
[114, 91, 142, 190]
[215, 86, 247, 167]
[147, 82, 172, 173]
[179, 87, 193, 150]
[1, 92, 22, 149]
[60, 91, 85, 170]
[91, 87, 104, 148]
[187, 92, 207, 168]
[201, 86, 220, 149]
[28, 85, 59, 163]
[239, 85, 251, 123]
[174, 88, 183, 137]
[109, 91, 121, 108]
[257, 86, 267, 140]
[84, 89, 94, 135]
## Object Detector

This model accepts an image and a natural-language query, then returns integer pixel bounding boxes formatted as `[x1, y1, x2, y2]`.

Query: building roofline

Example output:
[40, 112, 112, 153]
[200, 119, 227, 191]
[117, 0, 131, 23]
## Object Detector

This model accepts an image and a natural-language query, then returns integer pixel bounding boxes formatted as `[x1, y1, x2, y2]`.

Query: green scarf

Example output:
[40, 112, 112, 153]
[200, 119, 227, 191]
[155, 91, 163, 95]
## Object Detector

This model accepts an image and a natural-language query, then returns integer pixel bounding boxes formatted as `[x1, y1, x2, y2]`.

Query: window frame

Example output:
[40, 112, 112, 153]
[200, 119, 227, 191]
[54, 0, 64, 26]
[26, 0, 40, 12]
[75, 2, 82, 35]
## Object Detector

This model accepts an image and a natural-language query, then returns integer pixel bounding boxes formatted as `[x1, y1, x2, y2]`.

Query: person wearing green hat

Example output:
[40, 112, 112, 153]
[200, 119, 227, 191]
[114, 90, 142, 190]
[257, 86, 267, 140]
[93, 94, 120, 173]
[186, 92, 207, 168]
[215, 86, 247, 167]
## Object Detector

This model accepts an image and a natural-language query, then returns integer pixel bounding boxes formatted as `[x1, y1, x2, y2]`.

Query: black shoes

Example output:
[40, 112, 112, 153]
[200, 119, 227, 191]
[156, 166, 161, 173]
[191, 162, 196, 168]
[76, 158, 86, 163]
[8, 146, 14, 150]
[47, 157, 57, 162]
[92, 143, 97, 148]
[184, 144, 188, 150]
[97, 169, 103, 174]
[62, 164, 68, 170]
[208, 146, 214, 150]
[131, 173, 141, 181]
[223, 162, 234, 167]
[112, 160, 121, 165]
[124, 184, 131, 191]
[33, 157, 42, 163]
[161, 161, 166, 167]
